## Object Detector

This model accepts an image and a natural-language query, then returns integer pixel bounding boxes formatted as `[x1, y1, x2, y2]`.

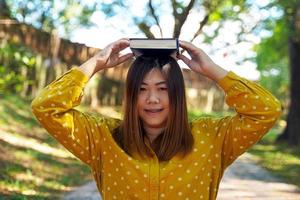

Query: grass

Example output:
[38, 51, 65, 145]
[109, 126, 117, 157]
[247, 121, 300, 187]
[0, 94, 91, 199]
[188, 109, 233, 121]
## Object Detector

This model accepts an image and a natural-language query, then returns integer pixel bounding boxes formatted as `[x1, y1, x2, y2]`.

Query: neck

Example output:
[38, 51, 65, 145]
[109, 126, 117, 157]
[144, 126, 165, 143]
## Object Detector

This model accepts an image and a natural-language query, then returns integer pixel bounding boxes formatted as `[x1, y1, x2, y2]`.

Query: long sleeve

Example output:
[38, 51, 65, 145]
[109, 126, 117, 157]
[191, 71, 282, 171]
[31, 68, 120, 166]
[217, 71, 281, 168]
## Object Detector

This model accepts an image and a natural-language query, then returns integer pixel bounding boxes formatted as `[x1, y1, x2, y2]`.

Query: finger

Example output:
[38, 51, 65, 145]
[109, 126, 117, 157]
[179, 40, 199, 55]
[179, 40, 194, 50]
[99, 45, 113, 59]
[111, 40, 130, 53]
[177, 54, 190, 66]
[118, 37, 130, 42]
[118, 53, 134, 63]
[179, 42, 193, 56]
[117, 38, 130, 47]
[118, 39, 130, 48]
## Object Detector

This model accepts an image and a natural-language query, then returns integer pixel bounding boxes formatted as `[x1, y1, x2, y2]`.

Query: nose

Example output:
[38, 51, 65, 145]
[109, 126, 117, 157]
[146, 91, 159, 104]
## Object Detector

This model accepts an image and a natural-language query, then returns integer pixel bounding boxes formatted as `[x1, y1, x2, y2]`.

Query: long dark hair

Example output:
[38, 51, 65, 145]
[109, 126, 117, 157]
[113, 56, 194, 161]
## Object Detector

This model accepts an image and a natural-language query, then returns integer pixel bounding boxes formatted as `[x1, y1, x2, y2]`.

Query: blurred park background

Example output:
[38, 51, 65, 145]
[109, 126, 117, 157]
[0, 0, 300, 199]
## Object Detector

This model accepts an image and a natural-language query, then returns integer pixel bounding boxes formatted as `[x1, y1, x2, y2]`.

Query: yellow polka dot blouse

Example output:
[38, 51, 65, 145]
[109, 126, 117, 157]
[31, 68, 281, 200]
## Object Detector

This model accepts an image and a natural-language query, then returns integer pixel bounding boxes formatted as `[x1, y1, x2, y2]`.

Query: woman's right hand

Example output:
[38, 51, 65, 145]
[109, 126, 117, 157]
[78, 38, 133, 78]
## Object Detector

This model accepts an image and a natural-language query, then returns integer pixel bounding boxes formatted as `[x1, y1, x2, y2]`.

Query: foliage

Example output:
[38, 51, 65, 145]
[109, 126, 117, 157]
[99, 0, 250, 39]
[248, 122, 300, 187]
[254, 0, 300, 105]
[0, 42, 36, 94]
[0, 94, 91, 199]
[5, 0, 97, 37]
[202, 0, 250, 42]
[255, 18, 290, 102]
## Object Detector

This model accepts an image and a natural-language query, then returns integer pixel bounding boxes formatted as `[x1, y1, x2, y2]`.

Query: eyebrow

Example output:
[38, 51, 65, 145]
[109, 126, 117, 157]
[141, 81, 167, 86]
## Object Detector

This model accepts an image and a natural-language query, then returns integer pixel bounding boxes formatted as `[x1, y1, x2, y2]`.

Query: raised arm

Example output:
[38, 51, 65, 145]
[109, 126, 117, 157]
[31, 39, 133, 166]
[179, 41, 281, 169]
[214, 72, 281, 168]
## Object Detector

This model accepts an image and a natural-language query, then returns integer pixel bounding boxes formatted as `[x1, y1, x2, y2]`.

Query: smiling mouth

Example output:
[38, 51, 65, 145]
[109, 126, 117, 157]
[144, 109, 164, 113]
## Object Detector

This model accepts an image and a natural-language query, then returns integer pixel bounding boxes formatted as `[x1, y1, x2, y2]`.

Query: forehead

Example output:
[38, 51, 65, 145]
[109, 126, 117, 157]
[142, 68, 166, 84]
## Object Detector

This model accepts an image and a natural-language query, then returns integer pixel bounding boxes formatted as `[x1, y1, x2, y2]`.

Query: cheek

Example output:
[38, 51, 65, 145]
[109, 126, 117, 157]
[137, 94, 145, 106]
[162, 93, 170, 107]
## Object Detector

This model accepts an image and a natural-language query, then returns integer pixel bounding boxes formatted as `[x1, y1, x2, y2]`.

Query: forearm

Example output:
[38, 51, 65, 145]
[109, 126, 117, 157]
[205, 64, 229, 82]
[77, 56, 98, 79]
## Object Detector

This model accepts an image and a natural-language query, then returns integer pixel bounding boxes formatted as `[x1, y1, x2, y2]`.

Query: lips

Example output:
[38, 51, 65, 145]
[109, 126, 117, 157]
[144, 108, 164, 113]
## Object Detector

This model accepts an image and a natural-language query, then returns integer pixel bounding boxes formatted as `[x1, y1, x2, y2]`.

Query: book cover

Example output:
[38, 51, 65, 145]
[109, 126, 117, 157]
[129, 38, 179, 57]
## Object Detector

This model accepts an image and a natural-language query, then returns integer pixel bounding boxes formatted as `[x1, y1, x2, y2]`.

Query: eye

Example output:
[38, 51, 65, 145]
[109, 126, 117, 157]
[159, 87, 167, 91]
[139, 87, 146, 91]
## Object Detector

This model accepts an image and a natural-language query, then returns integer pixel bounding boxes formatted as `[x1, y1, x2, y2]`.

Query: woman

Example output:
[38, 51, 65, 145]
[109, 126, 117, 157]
[31, 38, 281, 199]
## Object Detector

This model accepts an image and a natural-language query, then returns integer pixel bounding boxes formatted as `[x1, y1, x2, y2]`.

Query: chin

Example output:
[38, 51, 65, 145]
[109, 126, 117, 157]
[141, 118, 167, 128]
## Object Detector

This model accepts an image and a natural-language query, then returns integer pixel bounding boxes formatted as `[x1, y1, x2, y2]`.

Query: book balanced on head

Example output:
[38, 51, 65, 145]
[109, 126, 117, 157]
[129, 38, 179, 57]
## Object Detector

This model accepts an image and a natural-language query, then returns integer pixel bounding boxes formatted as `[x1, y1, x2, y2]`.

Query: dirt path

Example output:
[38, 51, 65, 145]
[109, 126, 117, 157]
[63, 153, 300, 200]
[63, 181, 101, 200]
[218, 153, 300, 200]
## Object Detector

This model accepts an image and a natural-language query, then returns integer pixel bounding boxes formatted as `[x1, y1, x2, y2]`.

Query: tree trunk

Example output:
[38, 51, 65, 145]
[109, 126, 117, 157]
[277, 7, 300, 145]
[0, 0, 11, 19]
[278, 38, 300, 145]
[20, 66, 28, 97]
[205, 87, 215, 113]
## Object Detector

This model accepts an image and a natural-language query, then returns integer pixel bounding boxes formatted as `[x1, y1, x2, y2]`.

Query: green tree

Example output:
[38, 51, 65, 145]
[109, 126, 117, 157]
[0, 0, 99, 96]
[0, 42, 36, 95]
[99, 0, 251, 40]
[0, 0, 11, 18]
[255, 0, 300, 145]
[278, 1, 300, 145]
[5, 0, 96, 37]
[255, 17, 290, 102]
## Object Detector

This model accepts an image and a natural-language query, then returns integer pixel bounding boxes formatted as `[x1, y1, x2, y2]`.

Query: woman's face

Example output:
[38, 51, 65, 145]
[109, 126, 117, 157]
[137, 68, 170, 131]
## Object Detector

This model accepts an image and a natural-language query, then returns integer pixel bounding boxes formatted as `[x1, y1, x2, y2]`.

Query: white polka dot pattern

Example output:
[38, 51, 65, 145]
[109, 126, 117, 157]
[31, 69, 281, 199]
